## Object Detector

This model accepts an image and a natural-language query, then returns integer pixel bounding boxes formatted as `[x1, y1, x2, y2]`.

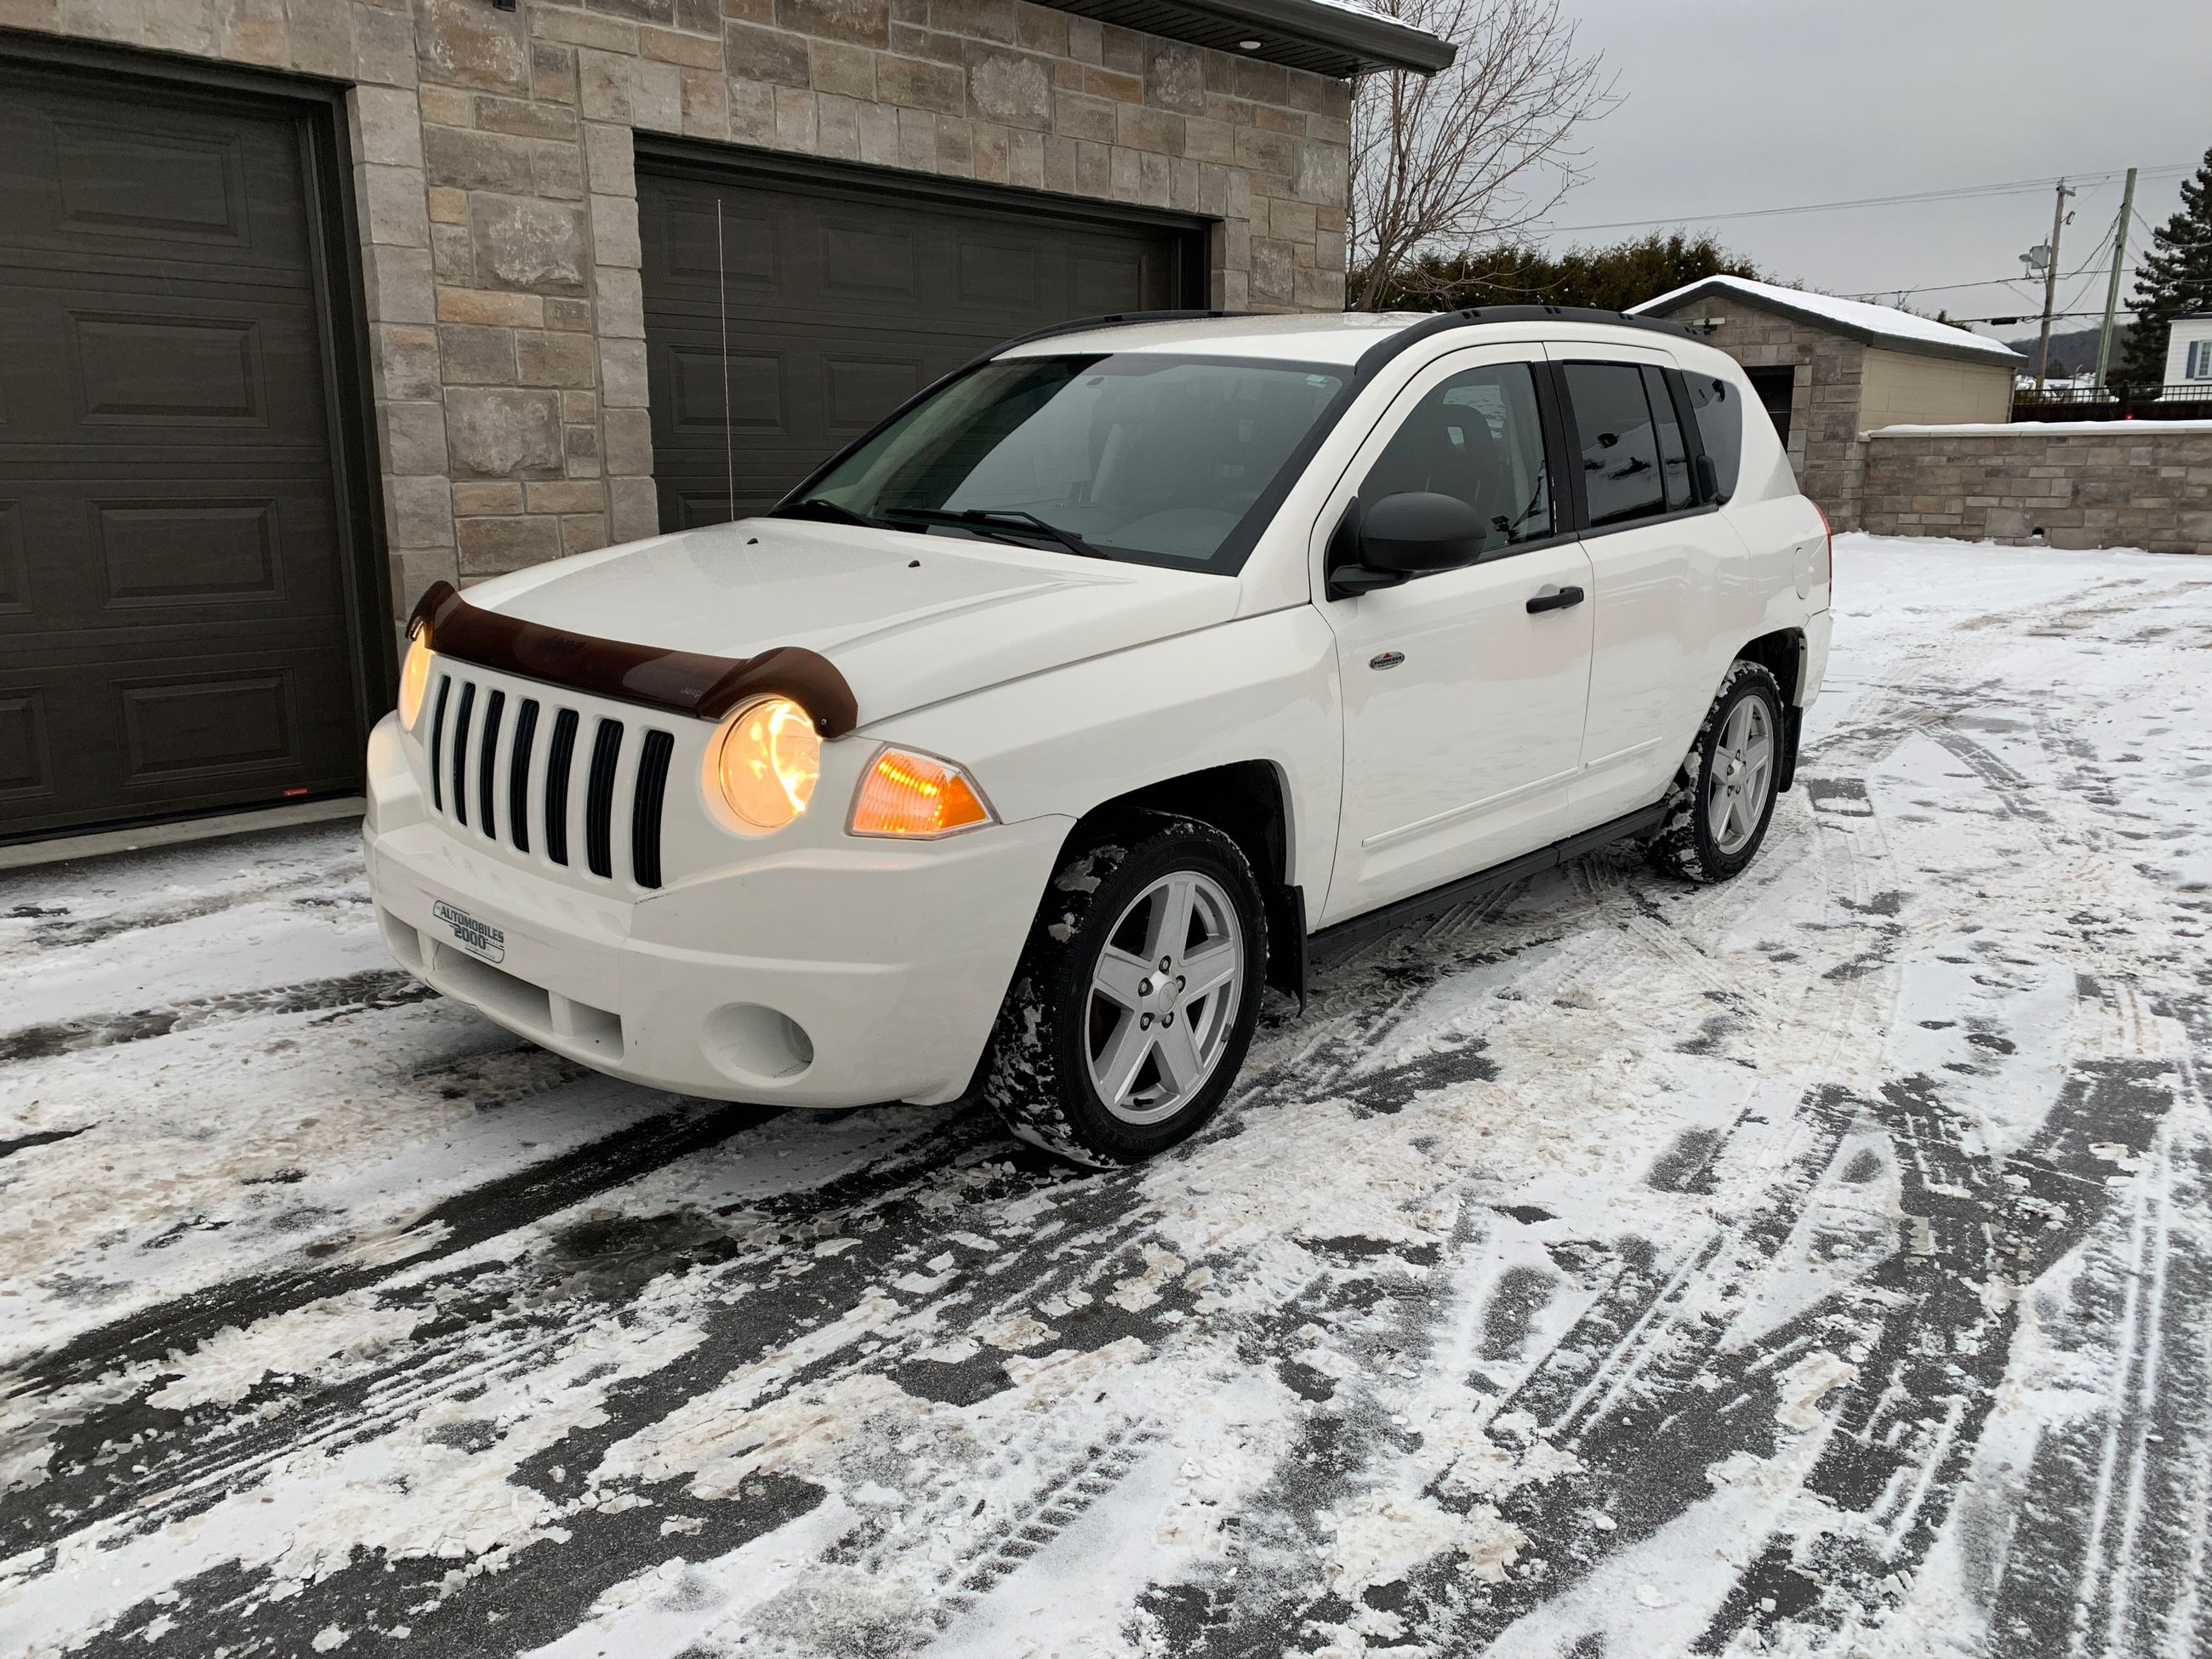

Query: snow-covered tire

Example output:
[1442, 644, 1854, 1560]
[982, 816, 1267, 1167]
[1647, 659, 1786, 884]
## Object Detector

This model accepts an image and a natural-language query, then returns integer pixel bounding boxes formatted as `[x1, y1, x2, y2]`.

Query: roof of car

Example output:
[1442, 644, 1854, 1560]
[997, 308, 1702, 368]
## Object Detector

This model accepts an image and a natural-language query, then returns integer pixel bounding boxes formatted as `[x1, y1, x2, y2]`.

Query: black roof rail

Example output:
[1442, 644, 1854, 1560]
[1349, 304, 1700, 383]
[989, 308, 1258, 352]
[997, 304, 1693, 377]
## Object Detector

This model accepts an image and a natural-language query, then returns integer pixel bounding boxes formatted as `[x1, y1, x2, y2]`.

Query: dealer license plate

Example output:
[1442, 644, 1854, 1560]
[432, 899, 505, 964]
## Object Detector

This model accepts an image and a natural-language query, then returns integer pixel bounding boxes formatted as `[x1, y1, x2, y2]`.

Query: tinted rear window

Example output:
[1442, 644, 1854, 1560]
[1684, 373, 1743, 501]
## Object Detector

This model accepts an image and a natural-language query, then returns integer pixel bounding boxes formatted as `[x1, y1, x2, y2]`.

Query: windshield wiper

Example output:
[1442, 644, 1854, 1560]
[771, 497, 877, 527]
[881, 506, 1107, 560]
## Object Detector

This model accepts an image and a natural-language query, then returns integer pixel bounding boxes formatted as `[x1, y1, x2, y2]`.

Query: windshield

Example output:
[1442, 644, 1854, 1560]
[786, 354, 1348, 571]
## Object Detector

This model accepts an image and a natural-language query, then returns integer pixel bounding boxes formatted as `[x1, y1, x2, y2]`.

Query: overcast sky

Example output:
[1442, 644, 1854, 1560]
[1527, 0, 2212, 344]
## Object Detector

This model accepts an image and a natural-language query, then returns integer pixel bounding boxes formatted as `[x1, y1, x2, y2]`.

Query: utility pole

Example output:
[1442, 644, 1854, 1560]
[2034, 178, 2074, 391]
[2093, 166, 2138, 393]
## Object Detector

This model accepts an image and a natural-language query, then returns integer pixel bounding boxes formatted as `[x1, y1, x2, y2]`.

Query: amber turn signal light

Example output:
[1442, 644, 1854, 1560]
[848, 749, 996, 839]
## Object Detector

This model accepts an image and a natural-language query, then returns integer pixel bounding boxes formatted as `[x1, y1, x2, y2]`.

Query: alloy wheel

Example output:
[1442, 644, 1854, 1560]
[1707, 694, 1775, 855]
[1085, 869, 1245, 1126]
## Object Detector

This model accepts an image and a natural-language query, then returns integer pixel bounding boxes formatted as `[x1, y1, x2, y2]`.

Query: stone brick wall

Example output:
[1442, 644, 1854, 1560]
[1641, 294, 1869, 529]
[1861, 425, 2212, 554]
[0, 0, 1351, 623]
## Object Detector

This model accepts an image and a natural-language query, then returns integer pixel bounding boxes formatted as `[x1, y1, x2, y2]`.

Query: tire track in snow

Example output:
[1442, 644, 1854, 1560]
[13, 875, 1561, 1654]
[0, 968, 436, 1065]
[0, 1098, 778, 1407]
[1138, 578, 2203, 1656]
[0, 858, 367, 958]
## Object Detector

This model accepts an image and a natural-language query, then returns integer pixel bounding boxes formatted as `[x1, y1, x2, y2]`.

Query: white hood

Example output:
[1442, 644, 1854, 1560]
[463, 517, 1241, 728]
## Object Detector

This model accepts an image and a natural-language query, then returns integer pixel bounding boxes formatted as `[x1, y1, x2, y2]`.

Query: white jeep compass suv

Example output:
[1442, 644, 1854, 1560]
[365, 308, 1831, 1166]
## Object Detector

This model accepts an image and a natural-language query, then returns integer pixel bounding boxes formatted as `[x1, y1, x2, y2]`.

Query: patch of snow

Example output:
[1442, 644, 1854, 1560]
[1628, 274, 2024, 362]
[1868, 419, 2212, 435]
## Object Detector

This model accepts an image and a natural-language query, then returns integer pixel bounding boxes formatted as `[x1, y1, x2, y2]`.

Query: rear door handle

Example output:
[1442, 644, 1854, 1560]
[1526, 584, 1585, 613]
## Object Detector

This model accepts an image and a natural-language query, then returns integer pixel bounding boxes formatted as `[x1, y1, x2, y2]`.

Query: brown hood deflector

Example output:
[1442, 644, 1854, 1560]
[408, 580, 860, 738]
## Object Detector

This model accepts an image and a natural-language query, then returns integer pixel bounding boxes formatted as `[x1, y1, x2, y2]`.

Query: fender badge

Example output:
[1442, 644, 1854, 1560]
[1369, 651, 1405, 670]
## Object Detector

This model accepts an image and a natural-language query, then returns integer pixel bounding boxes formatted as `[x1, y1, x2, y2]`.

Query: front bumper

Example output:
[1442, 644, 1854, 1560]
[364, 715, 1069, 1108]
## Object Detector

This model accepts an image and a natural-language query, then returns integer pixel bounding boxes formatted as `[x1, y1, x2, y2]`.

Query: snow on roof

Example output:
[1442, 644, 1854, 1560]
[1628, 275, 2024, 365]
[1868, 419, 2212, 436]
[1297, 0, 1422, 24]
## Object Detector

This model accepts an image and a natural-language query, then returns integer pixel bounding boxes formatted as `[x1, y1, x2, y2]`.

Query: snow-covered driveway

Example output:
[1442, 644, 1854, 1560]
[3, 534, 2209, 1658]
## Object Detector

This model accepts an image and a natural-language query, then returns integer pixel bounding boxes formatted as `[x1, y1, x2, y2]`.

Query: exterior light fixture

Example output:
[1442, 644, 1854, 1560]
[715, 696, 821, 832]
[1238, 38, 1262, 48]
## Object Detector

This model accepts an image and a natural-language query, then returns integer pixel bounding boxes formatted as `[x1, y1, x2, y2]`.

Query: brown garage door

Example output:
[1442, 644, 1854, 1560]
[0, 59, 371, 843]
[640, 151, 1206, 529]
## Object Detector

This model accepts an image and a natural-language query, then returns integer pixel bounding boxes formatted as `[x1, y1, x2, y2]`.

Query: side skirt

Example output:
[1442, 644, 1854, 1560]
[1305, 800, 1668, 969]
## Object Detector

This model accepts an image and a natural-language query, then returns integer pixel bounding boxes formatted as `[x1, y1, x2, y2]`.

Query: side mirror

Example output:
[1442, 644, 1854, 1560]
[1361, 491, 1490, 573]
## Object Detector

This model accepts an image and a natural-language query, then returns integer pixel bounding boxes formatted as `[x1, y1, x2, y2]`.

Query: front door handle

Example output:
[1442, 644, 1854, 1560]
[1526, 584, 1585, 614]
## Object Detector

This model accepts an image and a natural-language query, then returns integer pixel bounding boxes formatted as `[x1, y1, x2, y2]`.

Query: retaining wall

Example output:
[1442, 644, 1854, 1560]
[1859, 422, 2212, 554]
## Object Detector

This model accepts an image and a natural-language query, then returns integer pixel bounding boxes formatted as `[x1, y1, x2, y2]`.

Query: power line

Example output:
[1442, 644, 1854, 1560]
[1844, 274, 2043, 299]
[1840, 194, 2124, 303]
[2136, 208, 2212, 251]
[1540, 163, 2192, 237]
[1951, 310, 2127, 325]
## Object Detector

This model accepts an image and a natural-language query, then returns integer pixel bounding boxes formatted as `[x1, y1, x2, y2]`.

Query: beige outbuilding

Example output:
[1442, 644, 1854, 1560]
[1630, 275, 2022, 528]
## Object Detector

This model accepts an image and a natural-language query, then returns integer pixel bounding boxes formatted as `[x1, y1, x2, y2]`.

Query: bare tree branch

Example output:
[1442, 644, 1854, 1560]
[1348, 0, 1613, 310]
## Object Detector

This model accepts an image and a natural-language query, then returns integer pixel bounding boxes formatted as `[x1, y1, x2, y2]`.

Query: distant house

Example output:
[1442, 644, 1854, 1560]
[1629, 276, 2023, 527]
[2167, 316, 2212, 386]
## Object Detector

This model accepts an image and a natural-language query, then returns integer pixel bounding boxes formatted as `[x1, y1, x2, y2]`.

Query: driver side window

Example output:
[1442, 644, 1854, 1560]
[1360, 362, 1553, 554]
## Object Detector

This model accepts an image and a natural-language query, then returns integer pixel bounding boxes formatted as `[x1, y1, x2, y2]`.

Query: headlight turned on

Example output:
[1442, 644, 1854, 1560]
[715, 696, 821, 832]
[849, 749, 996, 839]
[398, 630, 433, 729]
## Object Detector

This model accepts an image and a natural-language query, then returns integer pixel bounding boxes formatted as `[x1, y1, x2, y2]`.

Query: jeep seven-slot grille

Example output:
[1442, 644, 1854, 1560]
[425, 670, 676, 889]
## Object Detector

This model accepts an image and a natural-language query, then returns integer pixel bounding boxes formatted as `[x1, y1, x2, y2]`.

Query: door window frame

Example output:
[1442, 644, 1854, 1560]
[1545, 351, 1724, 540]
[1314, 343, 1584, 599]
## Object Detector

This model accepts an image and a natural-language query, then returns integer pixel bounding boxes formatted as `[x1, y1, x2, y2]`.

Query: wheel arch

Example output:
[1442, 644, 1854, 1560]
[1058, 760, 1307, 1003]
[1736, 625, 1807, 703]
[1732, 626, 1806, 792]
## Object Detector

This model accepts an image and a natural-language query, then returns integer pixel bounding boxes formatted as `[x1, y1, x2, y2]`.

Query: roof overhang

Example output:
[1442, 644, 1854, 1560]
[1637, 278, 2023, 371]
[1046, 0, 1455, 78]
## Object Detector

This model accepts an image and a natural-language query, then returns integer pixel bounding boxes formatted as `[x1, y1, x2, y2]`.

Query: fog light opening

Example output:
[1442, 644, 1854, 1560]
[708, 1002, 815, 1081]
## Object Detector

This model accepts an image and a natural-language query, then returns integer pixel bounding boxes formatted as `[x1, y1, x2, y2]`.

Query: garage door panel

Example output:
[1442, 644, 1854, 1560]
[0, 63, 365, 841]
[75, 314, 266, 425]
[658, 196, 778, 292]
[0, 478, 341, 630]
[819, 222, 921, 299]
[50, 117, 251, 247]
[118, 669, 301, 783]
[92, 499, 287, 607]
[1, 646, 359, 835]
[643, 163, 1200, 531]
[2, 288, 332, 447]
[0, 503, 25, 613]
[1, 82, 312, 273]
[1072, 247, 1146, 311]
[824, 355, 925, 434]
[953, 237, 1043, 309]
[0, 690, 50, 798]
